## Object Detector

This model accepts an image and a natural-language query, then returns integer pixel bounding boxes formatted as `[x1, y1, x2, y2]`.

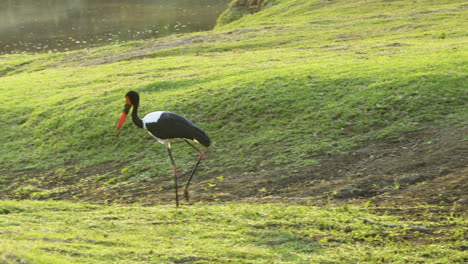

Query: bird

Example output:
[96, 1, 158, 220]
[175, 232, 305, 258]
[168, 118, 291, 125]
[116, 91, 211, 207]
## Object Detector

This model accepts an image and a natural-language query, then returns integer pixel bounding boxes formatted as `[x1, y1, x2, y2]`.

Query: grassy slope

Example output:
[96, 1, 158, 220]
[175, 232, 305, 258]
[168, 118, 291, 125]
[1, 200, 466, 263]
[0, 0, 466, 178]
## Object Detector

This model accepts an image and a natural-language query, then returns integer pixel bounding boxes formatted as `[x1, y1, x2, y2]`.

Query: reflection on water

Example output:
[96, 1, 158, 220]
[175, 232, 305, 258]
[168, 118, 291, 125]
[0, 0, 229, 54]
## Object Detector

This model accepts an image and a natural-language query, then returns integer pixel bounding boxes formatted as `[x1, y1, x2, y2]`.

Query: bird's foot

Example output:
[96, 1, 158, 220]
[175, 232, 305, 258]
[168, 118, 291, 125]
[199, 151, 205, 160]
[173, 166, 178, 175]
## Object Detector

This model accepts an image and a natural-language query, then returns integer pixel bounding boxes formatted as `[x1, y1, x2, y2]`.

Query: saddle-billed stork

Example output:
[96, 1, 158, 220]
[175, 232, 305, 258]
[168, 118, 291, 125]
[116, 91, 211, 206]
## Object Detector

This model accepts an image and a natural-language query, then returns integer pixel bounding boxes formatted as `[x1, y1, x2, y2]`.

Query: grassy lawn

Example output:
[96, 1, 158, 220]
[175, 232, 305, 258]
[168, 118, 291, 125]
[1, 200, 466, 263]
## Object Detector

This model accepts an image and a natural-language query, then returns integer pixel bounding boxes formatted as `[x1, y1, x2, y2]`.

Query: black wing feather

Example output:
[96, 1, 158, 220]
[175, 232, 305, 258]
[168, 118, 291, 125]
[146, 112, 211, 147]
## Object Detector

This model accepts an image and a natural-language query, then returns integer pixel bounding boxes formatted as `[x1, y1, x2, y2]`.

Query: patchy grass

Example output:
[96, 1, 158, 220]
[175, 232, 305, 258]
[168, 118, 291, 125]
[0, 1, 467, 261]
[0, 200, 466, 263]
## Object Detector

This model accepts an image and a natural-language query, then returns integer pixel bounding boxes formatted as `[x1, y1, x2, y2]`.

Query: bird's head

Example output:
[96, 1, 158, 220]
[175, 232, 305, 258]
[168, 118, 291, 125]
[116, 91, 139, 132]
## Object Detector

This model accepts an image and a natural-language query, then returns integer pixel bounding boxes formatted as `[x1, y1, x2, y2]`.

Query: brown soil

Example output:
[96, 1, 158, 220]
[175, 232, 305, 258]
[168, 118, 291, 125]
[215, 123, 468, 210]
[2, 124, 467, 212]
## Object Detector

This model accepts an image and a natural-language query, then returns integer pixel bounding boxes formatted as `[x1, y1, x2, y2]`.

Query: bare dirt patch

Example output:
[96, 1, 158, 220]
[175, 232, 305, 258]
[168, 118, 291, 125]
[227, 124, 467, 209]
[2, 124, 467, 212]
[55, 28, 262, 67]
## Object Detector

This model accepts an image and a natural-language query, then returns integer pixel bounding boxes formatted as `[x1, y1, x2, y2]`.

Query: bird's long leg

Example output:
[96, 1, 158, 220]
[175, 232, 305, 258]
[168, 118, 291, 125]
[166, 141, 179, 207]
[183, 140, 205, 201]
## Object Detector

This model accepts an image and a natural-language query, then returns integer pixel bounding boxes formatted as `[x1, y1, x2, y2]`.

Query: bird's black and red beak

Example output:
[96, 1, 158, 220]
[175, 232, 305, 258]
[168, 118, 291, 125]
[116, 97, 132, 132]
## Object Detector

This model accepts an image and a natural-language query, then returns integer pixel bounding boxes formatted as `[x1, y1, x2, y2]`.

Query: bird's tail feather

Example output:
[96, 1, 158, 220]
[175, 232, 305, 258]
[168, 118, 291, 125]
[193, 128, 211, 147]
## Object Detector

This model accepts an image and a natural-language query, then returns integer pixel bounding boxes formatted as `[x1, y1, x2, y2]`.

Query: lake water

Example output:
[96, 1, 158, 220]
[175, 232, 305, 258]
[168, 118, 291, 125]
[0, 0, 230, 55]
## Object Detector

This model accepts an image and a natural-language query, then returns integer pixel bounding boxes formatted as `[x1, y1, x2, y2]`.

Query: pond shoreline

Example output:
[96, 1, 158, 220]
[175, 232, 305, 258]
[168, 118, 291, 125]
[0, 0, 230, 55]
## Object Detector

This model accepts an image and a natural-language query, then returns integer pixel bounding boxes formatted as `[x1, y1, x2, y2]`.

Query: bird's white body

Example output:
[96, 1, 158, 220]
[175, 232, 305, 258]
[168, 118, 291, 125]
[142, 111, 165, 129]
[142, 111, 167, 144]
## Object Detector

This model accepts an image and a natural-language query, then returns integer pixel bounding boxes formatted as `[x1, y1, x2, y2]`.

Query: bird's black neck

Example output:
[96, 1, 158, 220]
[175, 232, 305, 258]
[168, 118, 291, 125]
[130, 96, 144, 129]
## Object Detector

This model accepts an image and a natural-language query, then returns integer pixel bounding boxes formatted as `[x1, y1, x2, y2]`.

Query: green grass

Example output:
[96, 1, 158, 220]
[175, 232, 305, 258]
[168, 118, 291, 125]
[1, 1, 467, 261]
[1, 200, 466, 263]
